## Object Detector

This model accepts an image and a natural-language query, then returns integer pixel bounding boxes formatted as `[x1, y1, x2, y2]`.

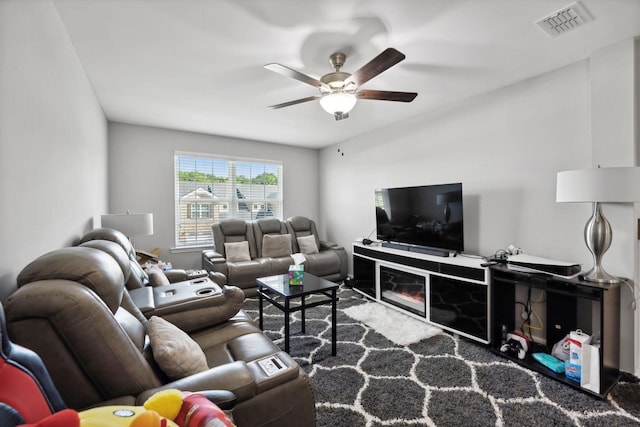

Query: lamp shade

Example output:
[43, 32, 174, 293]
[319, 92, 357, 115]
[101, 212, 154, 237]
[556, 167, 640, 203]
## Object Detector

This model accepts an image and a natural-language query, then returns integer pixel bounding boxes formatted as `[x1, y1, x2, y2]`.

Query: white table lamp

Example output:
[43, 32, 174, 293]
[101, 212, 154, 244]
[556, 166, 640, 283]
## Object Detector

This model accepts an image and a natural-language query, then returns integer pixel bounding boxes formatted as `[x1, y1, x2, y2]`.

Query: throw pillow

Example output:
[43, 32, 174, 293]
[262, 234, 292, 258]
[147, 316, 209, 380]
[297, 235, 319, 254]
[224, 241, 251, 262]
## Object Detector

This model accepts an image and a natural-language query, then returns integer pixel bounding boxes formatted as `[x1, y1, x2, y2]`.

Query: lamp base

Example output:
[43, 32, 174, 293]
[582, 266, 621, 284]
[582, 202, 621, 284]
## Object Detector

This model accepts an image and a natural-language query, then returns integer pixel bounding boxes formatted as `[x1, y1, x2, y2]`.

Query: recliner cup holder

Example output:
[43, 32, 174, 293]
[196, 288, 216, 296]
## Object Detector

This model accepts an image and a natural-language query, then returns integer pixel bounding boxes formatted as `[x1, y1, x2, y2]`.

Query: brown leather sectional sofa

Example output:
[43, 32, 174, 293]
[202, 216, 348, 296]
[3, 229, 316, 427]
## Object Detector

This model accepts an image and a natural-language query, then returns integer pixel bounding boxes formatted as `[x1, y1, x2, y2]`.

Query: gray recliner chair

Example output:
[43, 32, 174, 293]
[4, 246, 316, 427]
[286, 216, 348, 282]
[78, 238, 246, 332]
[204, 219, 270, 296]
[77, 227, 203, 290]
[252, 218, 297, 278]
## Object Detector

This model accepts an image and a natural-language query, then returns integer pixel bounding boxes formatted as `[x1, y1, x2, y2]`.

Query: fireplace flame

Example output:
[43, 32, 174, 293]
[397, 288, 425, 303]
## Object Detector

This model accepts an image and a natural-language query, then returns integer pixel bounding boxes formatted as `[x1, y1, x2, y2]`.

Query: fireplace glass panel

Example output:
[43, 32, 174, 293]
[430, 274, 487, 340]
[353, 255, 376, 298]
[380, 265, 426, 317]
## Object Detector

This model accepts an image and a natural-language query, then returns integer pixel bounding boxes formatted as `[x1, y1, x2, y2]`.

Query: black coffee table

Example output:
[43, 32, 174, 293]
[257, 273, 338, 356]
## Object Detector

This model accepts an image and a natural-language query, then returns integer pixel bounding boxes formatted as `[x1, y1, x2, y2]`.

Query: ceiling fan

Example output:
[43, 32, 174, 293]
[264, 47, 418, 121]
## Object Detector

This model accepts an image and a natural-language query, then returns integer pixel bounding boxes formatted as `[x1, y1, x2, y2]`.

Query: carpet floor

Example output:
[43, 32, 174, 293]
[242, 285, 640, 426]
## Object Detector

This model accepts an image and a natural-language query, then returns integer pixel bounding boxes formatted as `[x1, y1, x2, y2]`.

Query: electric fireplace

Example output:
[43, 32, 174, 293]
[379, 265, 426, 317]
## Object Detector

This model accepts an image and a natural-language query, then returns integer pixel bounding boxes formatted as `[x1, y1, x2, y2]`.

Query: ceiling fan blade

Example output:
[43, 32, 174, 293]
[356, 89, 417, 102]
[267, 95, 320, 109]
[344, 48, 406, 87]
[264, 63, 330, 89]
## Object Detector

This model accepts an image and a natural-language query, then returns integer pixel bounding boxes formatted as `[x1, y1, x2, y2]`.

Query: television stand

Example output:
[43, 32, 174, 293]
[381, 241, 450, 257]
[489, 264, 620, 398]
[352, 242, 489, 344]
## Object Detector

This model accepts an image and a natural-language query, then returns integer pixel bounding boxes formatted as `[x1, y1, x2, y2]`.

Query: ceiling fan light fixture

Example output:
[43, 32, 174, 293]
[265, 48, 416, 117]
[319, 91, 357, 116]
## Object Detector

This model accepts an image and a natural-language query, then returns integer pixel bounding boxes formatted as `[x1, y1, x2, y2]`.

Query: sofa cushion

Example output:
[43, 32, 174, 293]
[227, 259, 270, 290]
[148, 316, 209, 379]
[296, 235, 319, 255]
[224, 241, 251, 262]
[262, 234, 292, 258]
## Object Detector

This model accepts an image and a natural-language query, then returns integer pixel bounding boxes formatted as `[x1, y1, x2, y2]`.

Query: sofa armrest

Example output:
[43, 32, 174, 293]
[128, 286, 155, 312]
[137, 352, 301, 406]
[136, 361, 256, 404]
[246, 352, 300, 394]
[202, 250, 228, 276]
[156, 285, 245, 332]
[319, 243, 348, 281]
[146, 266, 171, 287]
[159, 269, 210, 285]
[319, 240, 342, 250]
[163, 269, 189, 283]
[196, 390, 237, 411]
[129, 280, 245, 332]
[202, 250, 224, 261]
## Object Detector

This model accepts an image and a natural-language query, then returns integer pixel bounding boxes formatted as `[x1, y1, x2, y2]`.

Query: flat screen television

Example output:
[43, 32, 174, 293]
[375, 183, 464, 255]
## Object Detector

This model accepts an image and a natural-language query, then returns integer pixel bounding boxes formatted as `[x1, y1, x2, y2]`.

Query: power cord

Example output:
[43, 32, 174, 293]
[518, 286, 545, 341]
[493, 245, 525, 261]
[620, 278, 638, 311]
[361, 226, 378, 245]
[493, 249, 508, 260]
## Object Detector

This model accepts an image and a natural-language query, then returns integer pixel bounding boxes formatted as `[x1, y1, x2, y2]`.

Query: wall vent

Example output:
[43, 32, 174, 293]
[536, 1, 593, 37]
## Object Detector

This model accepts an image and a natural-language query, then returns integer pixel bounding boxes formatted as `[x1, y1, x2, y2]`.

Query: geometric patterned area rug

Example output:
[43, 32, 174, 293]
[242, 285, 640, 427]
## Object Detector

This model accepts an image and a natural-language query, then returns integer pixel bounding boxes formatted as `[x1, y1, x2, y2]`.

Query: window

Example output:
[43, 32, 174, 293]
[188, 204, 211, 219]
[174, 153, 283, 247]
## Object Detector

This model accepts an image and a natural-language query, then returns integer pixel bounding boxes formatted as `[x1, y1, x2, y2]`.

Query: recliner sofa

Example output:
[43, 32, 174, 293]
[78, 227, 211, 290]
[4, 246, 316, 427]
[202, 216, 347, 296]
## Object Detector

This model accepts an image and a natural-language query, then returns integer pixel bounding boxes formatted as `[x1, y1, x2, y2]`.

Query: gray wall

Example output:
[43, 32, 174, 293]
[0, 0, 108, 301]
[318, 40, 639, 373]
[319, 60, 591, 260]
[317, 59, 591, 359]
[107, 122, 319, 269]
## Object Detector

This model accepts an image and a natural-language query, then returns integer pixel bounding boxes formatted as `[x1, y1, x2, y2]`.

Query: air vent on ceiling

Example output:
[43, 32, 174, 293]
[536, 1, 593, 37]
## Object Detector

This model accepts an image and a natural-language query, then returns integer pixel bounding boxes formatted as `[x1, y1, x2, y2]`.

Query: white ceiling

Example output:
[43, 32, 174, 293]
[53, 0, 640, 149]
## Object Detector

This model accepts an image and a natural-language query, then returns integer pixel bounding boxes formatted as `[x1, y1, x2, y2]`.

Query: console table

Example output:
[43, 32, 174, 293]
[489, 264, 620, 398]
[352, 243, 490, 344]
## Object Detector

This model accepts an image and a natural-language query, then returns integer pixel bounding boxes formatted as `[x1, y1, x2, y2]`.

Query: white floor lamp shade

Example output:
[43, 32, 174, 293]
[101, 212, 154, 240]
[557, 167, 640, 283]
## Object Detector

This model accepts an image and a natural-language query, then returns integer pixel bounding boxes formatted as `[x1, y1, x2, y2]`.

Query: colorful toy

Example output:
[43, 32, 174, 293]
[18, 389, 234, 427]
